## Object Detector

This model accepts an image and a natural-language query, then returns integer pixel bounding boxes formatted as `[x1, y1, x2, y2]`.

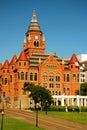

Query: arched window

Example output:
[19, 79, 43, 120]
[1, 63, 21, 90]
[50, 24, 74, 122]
[18, 72, 20, 80]
[5, 78, 8, 85]
[34, 73, 37, 81]
[21, 72, 24, 80]
[34, 41, 39, 47]
[10, 75, 12, 82]
[73, 74, 76, 82]
[30, 72, 33, 81]
[25, 72, 28, 80]
[42, 72, 48, 82]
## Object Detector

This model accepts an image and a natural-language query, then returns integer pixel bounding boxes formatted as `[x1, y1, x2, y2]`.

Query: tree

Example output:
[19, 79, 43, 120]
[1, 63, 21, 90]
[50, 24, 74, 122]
[24, 82, 53, 110]
[80, 82, 87, 96]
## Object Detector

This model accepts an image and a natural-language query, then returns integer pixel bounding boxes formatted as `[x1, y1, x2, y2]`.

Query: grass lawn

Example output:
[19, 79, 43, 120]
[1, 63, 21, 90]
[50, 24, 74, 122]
[0, 115, 45, 130]
[39, 111, 87, 124]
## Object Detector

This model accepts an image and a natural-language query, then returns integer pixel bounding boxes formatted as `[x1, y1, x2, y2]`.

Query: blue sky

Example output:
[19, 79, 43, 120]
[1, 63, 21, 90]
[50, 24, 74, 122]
[0, 0, 87, 63]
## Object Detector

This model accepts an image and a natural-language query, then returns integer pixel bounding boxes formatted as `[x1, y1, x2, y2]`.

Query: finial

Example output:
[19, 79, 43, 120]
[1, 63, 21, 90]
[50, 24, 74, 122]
[24, 36, 26, 43]
[43, 34, 45, 41]
[32, 9, 37, 22]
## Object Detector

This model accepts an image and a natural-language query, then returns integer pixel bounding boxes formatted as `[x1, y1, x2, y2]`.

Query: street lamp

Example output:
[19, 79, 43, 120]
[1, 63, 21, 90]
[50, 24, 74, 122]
[36, 103, 38, 127]
[45, 100, 49, 115]
[19, 99, 21, 110]
[1, 111, 4, 130]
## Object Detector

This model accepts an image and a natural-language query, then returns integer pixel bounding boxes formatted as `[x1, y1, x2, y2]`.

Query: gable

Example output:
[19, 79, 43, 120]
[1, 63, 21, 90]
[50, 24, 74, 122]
[40, 55, 63, 70]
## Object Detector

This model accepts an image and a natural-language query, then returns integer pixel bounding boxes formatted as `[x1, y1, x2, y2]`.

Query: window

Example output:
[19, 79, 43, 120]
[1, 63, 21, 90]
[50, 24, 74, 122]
[24, 62, 26, 66]
[3, 92, 6, 98]
[34, 73, 37, 81]
[18, 72, 20, 80]
[55, 91, 58, 95]
[21, 72, 24, 80]
[43, 83, 47, 88]
[56, 84, 60, 88]
[25, 72, 28, 80]
[73, 74, 76, 82]
[34, 41, 39, 47]
[64, 74, 70, 82]
[59, 91, 61, 95]
[43, 74, 47, 82]
[49, 76, 54, 81]
[52, 91, 54, 95]
[67, 74, 70, 82]
[77, 74, 79, 82]
[19, 62, 21, 66]
[49, 83, 54, 88]
[10, 75, 12, 82]
[56, 76, 60, 81]
[12, 66, 14, 69]
[5, 78, 8, 85]
[3, 70, 5, 73]
[30, 72, 33, 81]
[2, 78, 4, 85]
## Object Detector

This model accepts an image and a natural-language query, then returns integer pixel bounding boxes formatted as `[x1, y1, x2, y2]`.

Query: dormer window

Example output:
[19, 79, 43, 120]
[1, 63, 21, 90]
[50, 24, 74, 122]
[19, 62, 21, 66]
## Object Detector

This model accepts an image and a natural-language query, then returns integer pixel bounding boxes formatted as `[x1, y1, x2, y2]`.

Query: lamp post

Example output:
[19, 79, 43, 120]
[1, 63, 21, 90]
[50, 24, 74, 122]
[19, 99, 21, 110]
[1, 111, 4, 130]
[45, 100, 49, 115]
[36, 103, 38, 127]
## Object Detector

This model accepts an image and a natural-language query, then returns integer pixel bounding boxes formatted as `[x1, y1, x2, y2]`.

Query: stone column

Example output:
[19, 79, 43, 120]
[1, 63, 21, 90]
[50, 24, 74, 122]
[77, 95, 80, 106]
[84, 99, 86, 106]
[71, 98, 74, 106]
[67, 98, 69, 106]
[61, 96, 64, 106]
[56, 98, 58, 106]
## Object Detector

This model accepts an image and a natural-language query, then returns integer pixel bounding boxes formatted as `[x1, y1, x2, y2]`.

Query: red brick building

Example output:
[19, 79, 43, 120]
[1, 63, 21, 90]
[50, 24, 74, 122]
[0, 10, 80, 108]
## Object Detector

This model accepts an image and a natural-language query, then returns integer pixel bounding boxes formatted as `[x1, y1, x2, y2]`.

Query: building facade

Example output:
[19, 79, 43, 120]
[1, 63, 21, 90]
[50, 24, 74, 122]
[77, 54, 87, 83]
[0, 10, 80, 108]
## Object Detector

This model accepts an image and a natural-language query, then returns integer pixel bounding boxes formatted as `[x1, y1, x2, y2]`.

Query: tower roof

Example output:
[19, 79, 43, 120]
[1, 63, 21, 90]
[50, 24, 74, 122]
[27, 10, 41, 32]
[69, 53, 79, 64]
[17, 50, 28, 61]
[10, 55, 17, 65]
[2, 59, 9, 69]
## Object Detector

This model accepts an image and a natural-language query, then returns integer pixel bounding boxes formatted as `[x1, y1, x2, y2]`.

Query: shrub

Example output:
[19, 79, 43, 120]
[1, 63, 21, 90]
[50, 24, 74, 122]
[68, 106, 79, 112]
[49, 105, 65, 112]
[80, 106, 87, 112]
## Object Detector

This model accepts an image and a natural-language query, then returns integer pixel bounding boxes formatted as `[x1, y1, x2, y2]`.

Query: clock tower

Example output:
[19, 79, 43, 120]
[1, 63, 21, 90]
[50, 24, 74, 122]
[23, 10, 46, 57]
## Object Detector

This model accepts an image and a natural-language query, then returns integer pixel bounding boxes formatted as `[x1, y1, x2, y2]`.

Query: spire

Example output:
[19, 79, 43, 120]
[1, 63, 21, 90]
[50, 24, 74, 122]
[69, 53, 79, 64]
[27, 9, 41, 32]
[32, 9, 37, 22]
[17, 50, 28, 61]
[2, 59, 9, 69]
[42, 34, 45, 41]
[10, 55, 17, 65]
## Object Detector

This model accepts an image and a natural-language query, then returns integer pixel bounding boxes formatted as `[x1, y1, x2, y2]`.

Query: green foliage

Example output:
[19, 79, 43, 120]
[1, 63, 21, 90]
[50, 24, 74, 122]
[80, 82, 87, 95]
[49, 105, 87, 112]
[68, 106, 80, 112]
[24, 82, 53, 110]
[80, 106, 87, 112]
[49, 105, 65, 112]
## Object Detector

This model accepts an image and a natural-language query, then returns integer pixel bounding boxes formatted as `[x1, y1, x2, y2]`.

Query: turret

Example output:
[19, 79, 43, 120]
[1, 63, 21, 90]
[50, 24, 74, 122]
[23, 10, 46, 57]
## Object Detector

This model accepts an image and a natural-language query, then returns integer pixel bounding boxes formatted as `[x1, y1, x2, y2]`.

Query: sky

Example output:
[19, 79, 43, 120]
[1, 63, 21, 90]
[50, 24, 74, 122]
[0, 0, 87, 63]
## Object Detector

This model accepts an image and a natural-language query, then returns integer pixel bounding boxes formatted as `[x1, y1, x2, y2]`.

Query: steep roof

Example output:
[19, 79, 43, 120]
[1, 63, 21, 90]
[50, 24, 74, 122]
[69, 53, 79, 64]
[17, 50, 28, 61]
[10, 55, 17, 65]
[27, 10, 41, 32]
[2, 59, 9, 69]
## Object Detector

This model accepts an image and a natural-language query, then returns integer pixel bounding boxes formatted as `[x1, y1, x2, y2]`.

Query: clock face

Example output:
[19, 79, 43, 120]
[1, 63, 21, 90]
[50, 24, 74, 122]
[35, 35, 38, 40]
